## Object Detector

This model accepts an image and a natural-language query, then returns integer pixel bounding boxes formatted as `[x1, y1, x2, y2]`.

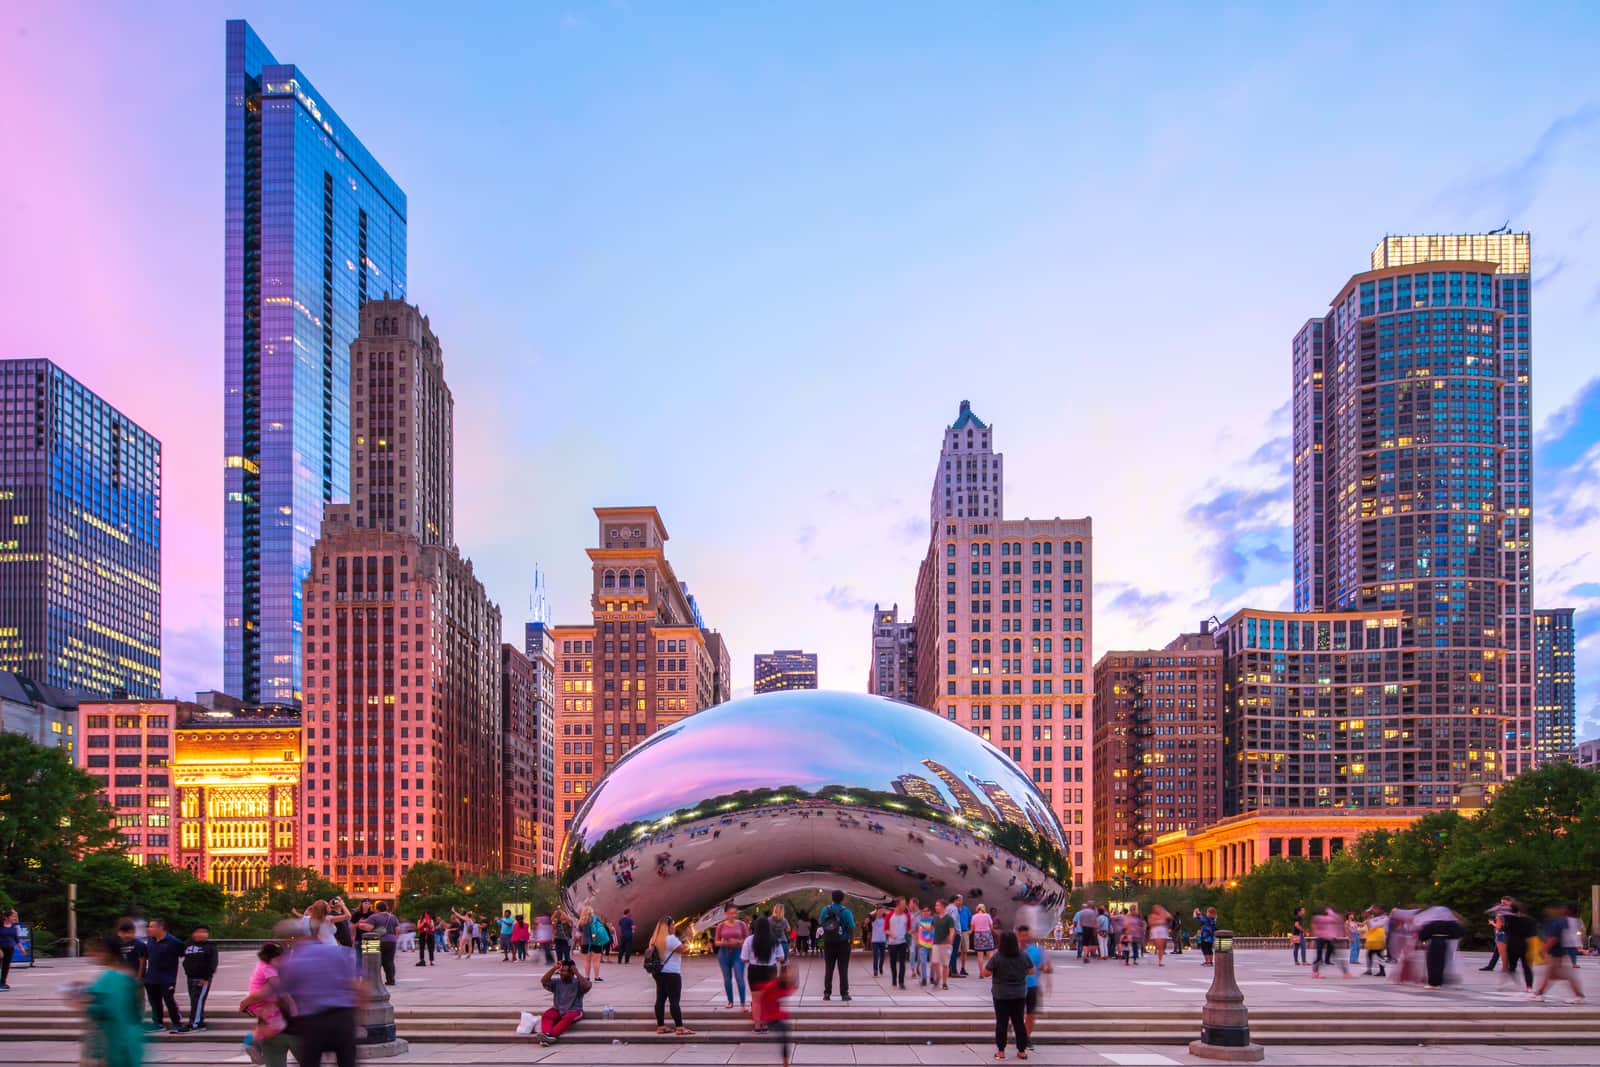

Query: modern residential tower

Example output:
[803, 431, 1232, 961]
[911, 402, 1095, 881]
[1533, 608, 1576, 762]
[1293, 234, 1533, 794]
[753, 649, 819, 693]
[224, 19, 407, 706]
[0, 359, 160, 698]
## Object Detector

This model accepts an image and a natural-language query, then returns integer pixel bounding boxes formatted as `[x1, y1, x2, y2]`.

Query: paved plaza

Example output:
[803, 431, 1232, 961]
[1, 945, 1595, 1064]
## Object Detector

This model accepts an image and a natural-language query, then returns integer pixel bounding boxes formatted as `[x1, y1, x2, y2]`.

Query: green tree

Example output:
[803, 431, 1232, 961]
[0, 734, 117, 923]
[67, 852, 224, 938]
[1227, 858, 1323, 935]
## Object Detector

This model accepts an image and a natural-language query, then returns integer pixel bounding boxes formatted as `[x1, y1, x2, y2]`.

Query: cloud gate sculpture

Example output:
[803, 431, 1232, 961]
[561, 690, 1070, 931]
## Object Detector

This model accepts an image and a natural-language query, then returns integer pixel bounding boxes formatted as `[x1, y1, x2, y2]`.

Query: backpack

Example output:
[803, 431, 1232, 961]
[591, 918, 612, 947]
[819, 905, 849, 945]
[643, 940, 676, 975]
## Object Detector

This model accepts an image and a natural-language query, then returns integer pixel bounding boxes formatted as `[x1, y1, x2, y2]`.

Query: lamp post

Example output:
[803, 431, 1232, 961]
[1188, 929, 1264, 1062]
[356, 939, 409, 1059]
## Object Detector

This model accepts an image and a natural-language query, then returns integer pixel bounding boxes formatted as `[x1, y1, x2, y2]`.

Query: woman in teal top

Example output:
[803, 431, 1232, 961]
[78, 935, 144, 1067]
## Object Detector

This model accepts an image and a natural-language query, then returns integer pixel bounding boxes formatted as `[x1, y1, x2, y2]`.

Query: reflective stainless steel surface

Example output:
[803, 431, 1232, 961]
[562, 690, 1069, 929]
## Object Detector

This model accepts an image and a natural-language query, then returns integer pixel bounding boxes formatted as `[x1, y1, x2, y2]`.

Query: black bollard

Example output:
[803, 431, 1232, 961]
[1188, 930, 1264, 1062]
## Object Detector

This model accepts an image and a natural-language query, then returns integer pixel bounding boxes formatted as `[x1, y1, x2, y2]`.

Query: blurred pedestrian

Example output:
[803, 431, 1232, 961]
[77, 935, 144, 1067]
[238, 942, 296, 1067]
[278, 922, 364, 1066]
[1531, 903, 1585, 1003]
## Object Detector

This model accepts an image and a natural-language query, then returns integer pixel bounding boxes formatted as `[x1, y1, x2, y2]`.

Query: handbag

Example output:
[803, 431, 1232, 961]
[643, 941, 677, 975]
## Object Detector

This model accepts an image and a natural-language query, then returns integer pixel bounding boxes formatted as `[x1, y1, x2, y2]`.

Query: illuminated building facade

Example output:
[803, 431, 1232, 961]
[300, 301, 503, 895]
[1294, 234, 1534, 779]
[1216, 607, 1499, 811]
[1148, 808, 1431, 886]
[869, 604, 917, 703]
[1533, 608, 1576, 762]
[1092, 630, 1222, 884]
[77, 700, 182, 866]
[173, 710, 302, 893]
[911, 402, 1095, 880]
[224, 19, 407, 706]
[524, 621, 559, 875]
[0, 359, 160, 698]
[550, 507, 730, 861]
[753, 649, 819, 693]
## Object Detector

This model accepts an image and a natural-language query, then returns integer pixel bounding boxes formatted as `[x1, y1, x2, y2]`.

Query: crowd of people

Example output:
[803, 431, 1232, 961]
[59, 887, 1595, 1064]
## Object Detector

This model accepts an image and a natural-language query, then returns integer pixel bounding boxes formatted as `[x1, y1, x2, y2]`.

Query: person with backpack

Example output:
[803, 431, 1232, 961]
[578, 906, 610, 983]
[818, 889, 856, 1002]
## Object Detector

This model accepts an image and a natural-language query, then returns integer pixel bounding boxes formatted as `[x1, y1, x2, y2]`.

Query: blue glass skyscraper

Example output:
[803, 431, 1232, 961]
[0, 359, 161, 698]
[224, 20, 406, 705]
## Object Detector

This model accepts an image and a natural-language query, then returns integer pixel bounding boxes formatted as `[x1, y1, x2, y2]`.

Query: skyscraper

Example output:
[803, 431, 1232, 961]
[224, 19, 407, 706]
[753, 649, 819, 693]
[1533, 608, 1576, 763]
[300, 301, 502, 895]
[1091, 629, 1222, 882]
[501, 644, 538, 874]
[524, 620, 559, 876]
[1293, 234, 1531, 795]
[911, 402, 1094, 881]
[550, 507, 729, 860]
[868, 604, 917, 703]
[0, 359, 160, 698]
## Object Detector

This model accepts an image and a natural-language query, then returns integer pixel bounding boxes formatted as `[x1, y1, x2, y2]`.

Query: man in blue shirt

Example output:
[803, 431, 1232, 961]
[955, 896, 974, 977]
[137, 918, 185, 1033]
[1017, 924, 1053, 1036]
[279, 930, 365, 1066]
[617, 908, 636, 965]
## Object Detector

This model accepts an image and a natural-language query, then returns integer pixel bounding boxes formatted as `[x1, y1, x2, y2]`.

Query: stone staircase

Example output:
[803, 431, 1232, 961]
[2, 1003, 1596, 1046]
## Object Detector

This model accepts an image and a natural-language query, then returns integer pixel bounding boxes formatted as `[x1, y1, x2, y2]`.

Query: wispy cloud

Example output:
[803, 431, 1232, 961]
[1103, 585, 1176, 629]
[1438, 102, 1600, 218]
[821, 585, 876, 615]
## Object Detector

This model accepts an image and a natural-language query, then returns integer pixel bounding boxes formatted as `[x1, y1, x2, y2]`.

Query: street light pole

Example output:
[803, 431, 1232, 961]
[67, 883, 78, 958]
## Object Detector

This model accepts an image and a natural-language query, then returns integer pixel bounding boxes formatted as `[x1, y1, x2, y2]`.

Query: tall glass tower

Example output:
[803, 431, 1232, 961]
[1292, 234, 1534, 799]
[223, 20, 406, 705]
[0, 359, 161, 698]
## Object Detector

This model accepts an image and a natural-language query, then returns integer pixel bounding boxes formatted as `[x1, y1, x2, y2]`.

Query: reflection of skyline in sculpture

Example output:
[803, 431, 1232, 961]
[560, 690, 1070, 929]
[922, 759, 994, 822]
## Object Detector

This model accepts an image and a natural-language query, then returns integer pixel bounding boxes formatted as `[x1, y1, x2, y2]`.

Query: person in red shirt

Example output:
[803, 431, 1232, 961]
[755, 965, 796, 1066]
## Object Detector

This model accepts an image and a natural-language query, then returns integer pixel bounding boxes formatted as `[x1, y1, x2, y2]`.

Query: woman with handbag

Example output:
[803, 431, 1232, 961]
[644, 917, 695, 1037]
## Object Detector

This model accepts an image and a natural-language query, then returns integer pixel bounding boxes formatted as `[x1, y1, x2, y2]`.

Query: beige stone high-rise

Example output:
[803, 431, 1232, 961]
[912, 402, 1095, 883]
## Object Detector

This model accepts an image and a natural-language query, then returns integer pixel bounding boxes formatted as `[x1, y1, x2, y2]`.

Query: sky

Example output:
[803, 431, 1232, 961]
[1, 2, 1598, 739]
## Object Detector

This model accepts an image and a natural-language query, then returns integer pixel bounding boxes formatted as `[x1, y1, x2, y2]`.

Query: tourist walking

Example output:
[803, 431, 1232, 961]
[645, 917, 695, 1036]
[552, 907, 573, 963]
[537, 958, 590, 1045]
[1018, 923, 1051, 1036]
[238, 942, 296, 1067]
[1148, 905, 1172, 967]
[512, 915, 531, 960]
[1291, 906, 1308, 966]
[915, 901, 936, 986]
[1072, 901, 1098, 963]
[1363, 907, 1388, 976]
[819, 889, 856, 1002]
[1309, 907, 1347, 978]
[1121, 905, 1146, 966]
[887, 899, 912, 988]
[137, 917, 185, 1033]
[1196, 907, 1218, 967]
[1500, 900, 1536, 992]
[711, 904, 751, 1010]
[179, 924, 217, 1032]
[870, 908, 888, 976]
[1531, 903, 1585, 1003]
[1481, 903, 1508, 972]
[972, 903, 996, 973]
[415, 912, 436, 967]
[755, 964, 797, 1066]
[77, 935, 144, 1067]
[769, 904, 791, 963]
[982, 930, 1034, 1060]
[1415, 906, 1465, 989]
[743, 917, 782, 1033]
[360, 900, 400, 986]
[932, 898, 955, 989]
[0, 908, 19, 990]
[278, 923, 364, 1067]
[616, 909, 635, 965]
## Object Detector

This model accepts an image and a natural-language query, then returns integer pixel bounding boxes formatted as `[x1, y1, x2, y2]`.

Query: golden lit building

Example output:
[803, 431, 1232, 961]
[173, 711, 302, 893]
[1148, 808, 1434, 886]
